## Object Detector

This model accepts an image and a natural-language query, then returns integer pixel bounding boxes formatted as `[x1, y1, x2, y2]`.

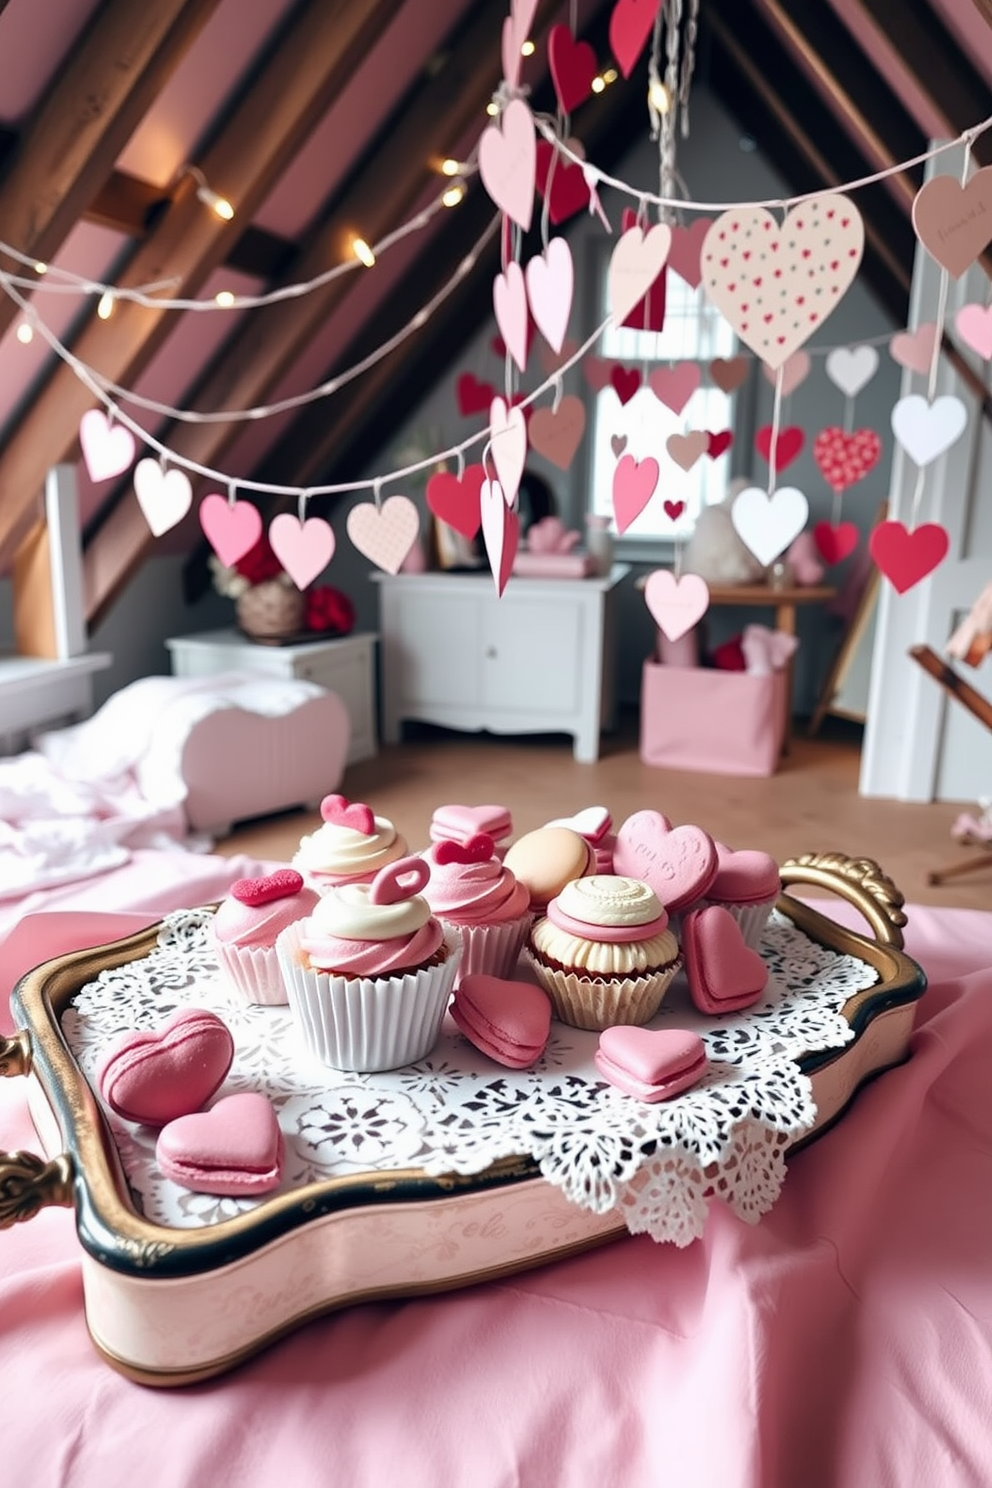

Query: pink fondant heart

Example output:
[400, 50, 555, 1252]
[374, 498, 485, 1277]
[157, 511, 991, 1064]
[269, 511, 335, 589]
[612, 453, 658, 534]
[231, 870, 305, 906]
[434, 833, 495, 866]
[813, 520, 859, 566]
[613, 812, 718, 911]
[684, 906, 768, 1012]
[79, 409, 137, 483]
[98, 1009, 234, 1127]
[426, 464, 485, 540]
[597, 1025, 706, 1091]
[452, 973, 552, 1068]
[370, 855, 430, 905]
[199, 494, 262, 568]
[156, 1093, 283, 1196]
[648, 362, 701, 415]
[346, 496, 419, 576]
[869, 520, 949, 594]
[432, 805, 511, 842]
[643, 570, 710, 641]
[320, 794, 374, 834]
[478, 97, 536, 231]
[812, 427, 881, 494]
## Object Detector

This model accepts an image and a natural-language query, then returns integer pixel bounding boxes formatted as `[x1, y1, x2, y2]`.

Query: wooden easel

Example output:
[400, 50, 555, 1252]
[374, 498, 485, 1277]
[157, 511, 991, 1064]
[909, 645, 992, 886]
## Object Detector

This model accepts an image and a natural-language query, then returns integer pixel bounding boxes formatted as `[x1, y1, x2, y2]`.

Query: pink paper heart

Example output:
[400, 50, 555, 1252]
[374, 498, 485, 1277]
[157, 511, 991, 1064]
[609, 0, 662, 78]
[493, 260, 530, 373]
[613, 811, 718, 912]
[643, 569, 710, 641]
[709, 356, 750, 393]
[607, 223, 672, 327]
[527, 396, 586, 470]
[346, 496, 419, 576]
[525, 237, 573, 354]
[665, 430, 709, 472]
[156, 1092, 283, 1197]
[269, 511, 335, 589]
[889, 322, 937, 374]
[584, 356, 615, 393]
[199, 493, 262, 567]
[479, 97, 535, 231]
[500, 14, 521, 88]
[133, 459, 192, 537]
[538, 336, 579, 375]
[612, 453, 659, 534]
[489, 396, 528, 506]
[480, 478, 519, 597]
[648, 362, 701, 415]
[762, 350, 811, 397]
[912, 166, 992, 277]
[667, 218, 713, 289]
[79, 409, 136, 483]
[955, 302, 992, 360]
[426, 465, 485, 540]
[869, 519, 949, 594]
[610, 434, 628, 457]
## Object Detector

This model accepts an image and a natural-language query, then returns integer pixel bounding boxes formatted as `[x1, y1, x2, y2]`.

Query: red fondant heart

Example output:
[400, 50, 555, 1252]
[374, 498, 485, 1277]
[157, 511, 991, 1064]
[869, 520, 949, 594]
[610, 365, 641, 405]
[613, 811, 718, 912]
[456, 373, 496, 417]
[426, 464, 485, 540]
[535, 140, 591, 225]
[706, 429, 733, 459]
[549, 24, 598, 114]
[320, 794, 374, 835]
[231, 869, 305, 906]
[755, 424, 805, 470]
[814, 520, 858, 566]
[434, 833, 495, 866]
[663, 500, 685, 521]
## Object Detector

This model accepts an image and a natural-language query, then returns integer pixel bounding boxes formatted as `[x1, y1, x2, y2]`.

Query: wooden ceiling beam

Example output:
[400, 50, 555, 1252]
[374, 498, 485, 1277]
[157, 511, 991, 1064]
[0, 0, 222, 343]
[85, 0, 542, 625]
[0, 0, 407, 569]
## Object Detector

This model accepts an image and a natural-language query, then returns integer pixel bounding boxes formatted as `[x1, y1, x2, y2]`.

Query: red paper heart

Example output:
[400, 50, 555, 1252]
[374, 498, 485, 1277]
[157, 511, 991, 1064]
[549, 24, 598, 114]
[869, 520, 949, 594]
[755, 425, 805, 470]
[434, 832, 495, 866]
[320, 793, 374, 835]
[231, 869, 305, 907]
[609, 0, 663, 78]
[426, 465, 485, 540]
[456, 373, 496, 417]
[813, 520, 859, 566]
[663, 500, 685, 521]
[618, 208, 667, 330]
[812, 426, 882, 493]
[610, 365, 641, 405]
[535, 140, 591, 225]
[706, 430, 733, 459]
[667, 217, 713, 289]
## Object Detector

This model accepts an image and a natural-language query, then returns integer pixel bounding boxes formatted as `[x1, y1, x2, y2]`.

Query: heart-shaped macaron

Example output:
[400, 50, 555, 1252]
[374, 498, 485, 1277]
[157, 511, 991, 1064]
[451, 974, 552, 1069]
[320, 793, 374, 835]
[98, 1009, 234, 1126]
[613, 811, 718, 911]
[430, 803, 513, 844]
[434, 833, 495, 866]
[595, 1026, 707, 1103]
[231, 869, 306, 906]
[682, 906, 769, 1015]
[545, 806, 612, 843]
[156, 1092, 283, 1197]
[708, 844, 780, 904]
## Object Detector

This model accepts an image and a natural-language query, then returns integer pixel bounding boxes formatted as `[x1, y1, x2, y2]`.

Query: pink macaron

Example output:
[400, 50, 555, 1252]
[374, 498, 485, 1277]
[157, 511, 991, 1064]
[450, 974, 552, 1069]
[430, 803, 513, 847]
[681, 905, 769, 1015]
[97, 1008, 234, 1126]
[156, 1092, 284, 1197]
[594, 1026, 708, 1103]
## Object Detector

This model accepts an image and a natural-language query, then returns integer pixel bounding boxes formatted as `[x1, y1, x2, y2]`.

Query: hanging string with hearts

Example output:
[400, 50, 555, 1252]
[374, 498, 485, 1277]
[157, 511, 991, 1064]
[767, 363, 785, 498]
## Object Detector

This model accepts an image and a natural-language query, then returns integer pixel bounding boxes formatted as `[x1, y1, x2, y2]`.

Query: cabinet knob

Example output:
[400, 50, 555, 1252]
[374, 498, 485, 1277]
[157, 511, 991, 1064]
[485, 646, 497, 660]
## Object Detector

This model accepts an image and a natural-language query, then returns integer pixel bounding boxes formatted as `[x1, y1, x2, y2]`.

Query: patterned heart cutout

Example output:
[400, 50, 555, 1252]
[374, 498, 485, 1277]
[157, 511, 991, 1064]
[346, 496, 419, 575]
[812, 427, 881, 493]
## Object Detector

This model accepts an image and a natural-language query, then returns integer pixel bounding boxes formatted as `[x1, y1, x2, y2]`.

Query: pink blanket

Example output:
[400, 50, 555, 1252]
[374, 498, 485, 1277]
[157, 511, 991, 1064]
[2, 898, 991, 1488]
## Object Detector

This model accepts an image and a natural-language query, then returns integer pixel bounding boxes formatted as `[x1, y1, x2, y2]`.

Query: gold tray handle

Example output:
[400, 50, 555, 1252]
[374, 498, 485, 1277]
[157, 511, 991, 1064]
[779, 853, 907, 950]
[0, 1150, 75, 1227]
[0, 1030, 32, 1079]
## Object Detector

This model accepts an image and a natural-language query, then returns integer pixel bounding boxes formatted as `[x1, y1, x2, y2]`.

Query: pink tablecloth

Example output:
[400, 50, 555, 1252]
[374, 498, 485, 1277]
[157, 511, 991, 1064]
[2, 896, 991, 1488]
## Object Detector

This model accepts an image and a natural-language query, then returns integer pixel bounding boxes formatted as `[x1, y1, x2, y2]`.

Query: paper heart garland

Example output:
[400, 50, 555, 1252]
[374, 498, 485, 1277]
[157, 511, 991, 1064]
[79, 409, 136, 483]
[269, 511, 336, 589]
[663, 499, 685, 521]
[609, 0, 663, 78]
[762, 350, 811, 397]
[701, 194, 864, 368]
[955, 303, 992, 360]
[814, 520, 859, 566]
[493, 261, 529, 373]
[480, 478, 519, 597]
[346, 496, 419, 575]
[133, 460, 192, 537]
[889, 323, 937, 374]
[607, 223, 672, 327]
[825, 345, 879, 398]
[525, 237, 573, 353]
[731, 485, 809, 567]
[709, 355, 750, 392]
[199, 493, 262, 567]
[426, 464, 485, 539]
[612, 453, 659, 534]
[648, 362, 701, 415]
[527, 396, 586, 470]
[665, 431, 709, 472]
[869, 519, 949, 594]
[478, 97, 535, 231]
[617, 208, 667, 330]
[755, 424, 804, 470]
[707, 430, 733, 458]
[535, 139, 591, 224]
[643, 569, 710, 640]
[890, 394, 967, 467]
[610, 365, 641, 405]
[812, 427, 882, 493]
[548, 24, 597, 113]
[457, 373, 496, 417]
[912, 166, 992, 277]
[667, 218, 712, 288]
[489, 396, 528, 505]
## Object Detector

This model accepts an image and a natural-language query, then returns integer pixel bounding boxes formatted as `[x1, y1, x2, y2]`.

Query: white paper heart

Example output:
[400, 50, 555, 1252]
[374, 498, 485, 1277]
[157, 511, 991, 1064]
[79, 409, 136, 483]
[890, 394, 967, 468]
[701, 195, 864, 369]
[731, 486, 810, 568]
[478, 97, 535, 232]
[269, 512, 336, 589]
[643, 570, 711, 641]
[825, 345, 879, 398]
[480, 478, 518, 597]
[489, 396, 528, 506]
[133, 459, 192, 537]
[607, 223, 672, 328]
[493, 261, 529, 373]
[525, 237, 573, 353]
[346, 495, 419, 575]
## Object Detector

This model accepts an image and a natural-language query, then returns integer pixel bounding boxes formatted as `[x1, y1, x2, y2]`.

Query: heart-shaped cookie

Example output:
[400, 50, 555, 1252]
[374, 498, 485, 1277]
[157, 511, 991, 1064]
[451, 974, 552, 1069]
[156, 1092, 283, 1196]
[98, 1009, 234, 1126]
[595, 1026, 707, 1103]
[434, 833, 495, 866]
[320, 794, 374, 835]
[231, 869, 306, 906]
[613, 812, 717, 911]
[682, 906, 769, 1015]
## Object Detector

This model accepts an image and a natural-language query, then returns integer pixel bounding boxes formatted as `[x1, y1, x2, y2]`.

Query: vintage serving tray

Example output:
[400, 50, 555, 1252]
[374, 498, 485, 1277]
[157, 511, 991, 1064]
[0, 853, 925, 1387]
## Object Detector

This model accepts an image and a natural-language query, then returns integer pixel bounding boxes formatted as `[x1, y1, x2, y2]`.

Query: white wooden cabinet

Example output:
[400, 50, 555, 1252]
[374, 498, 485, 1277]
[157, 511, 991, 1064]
[374, 567, 628, 763]
[165, 629, 378, 765]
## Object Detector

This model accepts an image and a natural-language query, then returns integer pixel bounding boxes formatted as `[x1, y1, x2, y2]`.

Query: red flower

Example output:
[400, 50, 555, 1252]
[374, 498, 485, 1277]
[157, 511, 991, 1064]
[235, 536, 284, 586]
[305, 585, 355, 635]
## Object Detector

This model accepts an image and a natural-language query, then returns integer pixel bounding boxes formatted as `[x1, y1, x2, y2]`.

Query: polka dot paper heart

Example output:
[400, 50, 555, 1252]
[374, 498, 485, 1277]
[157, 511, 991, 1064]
[812, 427, 882, 493]
[346, 495, 419, 576]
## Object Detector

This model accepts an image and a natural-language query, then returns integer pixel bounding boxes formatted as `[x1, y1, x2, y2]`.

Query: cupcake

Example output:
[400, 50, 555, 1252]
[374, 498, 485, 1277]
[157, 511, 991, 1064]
[421, 833, 532, 985]
[502, 826, 596, 913]
[702, 843, 781, 950]
[293, 792, 408, 894]
[212, 869, 319, 1006]
[276, 855, 461, 1072]
[525, 875, 681, 1032]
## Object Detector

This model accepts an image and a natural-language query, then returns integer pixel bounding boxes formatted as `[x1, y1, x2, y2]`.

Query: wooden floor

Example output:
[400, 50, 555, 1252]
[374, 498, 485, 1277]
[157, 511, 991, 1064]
[216, 712, 992, 913]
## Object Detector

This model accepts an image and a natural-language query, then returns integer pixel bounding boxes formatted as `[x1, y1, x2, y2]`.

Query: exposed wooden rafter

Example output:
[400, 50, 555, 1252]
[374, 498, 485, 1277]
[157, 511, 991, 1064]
[0, 0, 407, 579]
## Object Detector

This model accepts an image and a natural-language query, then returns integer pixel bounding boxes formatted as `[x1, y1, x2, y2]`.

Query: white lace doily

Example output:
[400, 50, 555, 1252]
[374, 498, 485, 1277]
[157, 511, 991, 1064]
[60, 907, 878, 1246]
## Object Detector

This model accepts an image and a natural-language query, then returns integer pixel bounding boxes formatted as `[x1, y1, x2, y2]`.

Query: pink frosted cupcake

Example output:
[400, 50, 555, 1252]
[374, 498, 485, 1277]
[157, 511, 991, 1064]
[292, 793, 408, 894]
[702, 844, 781, 951]
[212, 869, 319, 1006]
[421, 832, 532, 985]
[276, 856, 461, 1072]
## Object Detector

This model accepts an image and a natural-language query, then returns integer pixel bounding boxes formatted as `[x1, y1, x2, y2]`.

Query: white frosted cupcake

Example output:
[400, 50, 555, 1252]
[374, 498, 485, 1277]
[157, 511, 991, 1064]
[292, 793, 408, 894]
[421, 834, 532, 985]
[276, 855, 461, 1072]
[525, 876, 681, 1031]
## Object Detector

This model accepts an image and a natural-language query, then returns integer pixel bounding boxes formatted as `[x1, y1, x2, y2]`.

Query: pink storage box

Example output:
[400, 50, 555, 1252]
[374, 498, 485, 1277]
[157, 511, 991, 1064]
[639, 661, 786, 776]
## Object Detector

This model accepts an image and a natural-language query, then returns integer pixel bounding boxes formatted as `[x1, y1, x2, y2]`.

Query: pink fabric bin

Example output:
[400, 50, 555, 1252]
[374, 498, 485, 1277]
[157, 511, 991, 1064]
[639, 661, 787, 776]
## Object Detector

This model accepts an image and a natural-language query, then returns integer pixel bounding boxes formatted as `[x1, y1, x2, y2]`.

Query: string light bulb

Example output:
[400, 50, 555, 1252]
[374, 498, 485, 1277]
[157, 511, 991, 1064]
[97, 291, 115, 320]
[440, 158, 461, 176]
[33, 261, 48, 275]
[214, 289, 236, 307]
[648, 79, 671, 114]
[16, 320, 33, 344]
[352, 237, 376, 268]
[591, 75, 605, 93]
[486, 100, 499, 117]
[441, 183, 465, 207]
[520, 39, 535, 56]
[183, 165, 235, 221]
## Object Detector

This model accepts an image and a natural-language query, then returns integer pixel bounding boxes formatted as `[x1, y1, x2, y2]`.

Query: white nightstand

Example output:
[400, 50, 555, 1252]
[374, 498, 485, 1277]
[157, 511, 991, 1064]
[165, 629, 378, 765]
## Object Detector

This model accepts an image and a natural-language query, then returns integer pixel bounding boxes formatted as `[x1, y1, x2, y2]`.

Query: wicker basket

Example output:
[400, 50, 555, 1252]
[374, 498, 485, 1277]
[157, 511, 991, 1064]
[235, 580, 306, 641]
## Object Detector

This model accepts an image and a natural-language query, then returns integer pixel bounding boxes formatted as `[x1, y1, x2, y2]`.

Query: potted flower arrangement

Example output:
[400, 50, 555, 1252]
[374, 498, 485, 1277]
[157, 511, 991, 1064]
[209, 535, 356, 644]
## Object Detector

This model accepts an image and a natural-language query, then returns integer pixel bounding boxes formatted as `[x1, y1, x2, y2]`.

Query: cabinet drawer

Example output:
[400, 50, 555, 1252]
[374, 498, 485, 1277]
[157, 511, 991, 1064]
[390, 593, 482, 708]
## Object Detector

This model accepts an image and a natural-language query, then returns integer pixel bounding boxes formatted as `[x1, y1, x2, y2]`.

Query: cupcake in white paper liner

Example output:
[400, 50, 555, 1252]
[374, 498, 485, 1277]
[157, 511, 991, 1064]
[212, 868, 319, 1006]
[420, 833, 532, 986]
[701, 845, 781, 951]
[292, 792, 408, 895]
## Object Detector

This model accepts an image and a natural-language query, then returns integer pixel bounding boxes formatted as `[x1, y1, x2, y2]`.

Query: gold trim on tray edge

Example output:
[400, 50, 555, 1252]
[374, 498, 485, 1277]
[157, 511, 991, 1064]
[2, 855, 925, 1258]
